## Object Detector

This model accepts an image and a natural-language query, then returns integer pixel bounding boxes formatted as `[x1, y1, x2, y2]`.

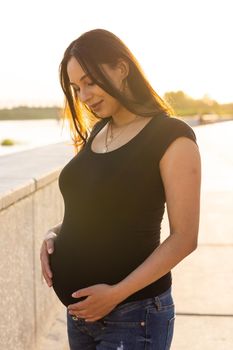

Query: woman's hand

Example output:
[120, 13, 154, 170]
[68, 284, 123, 322]
[40, 230, 57, 287]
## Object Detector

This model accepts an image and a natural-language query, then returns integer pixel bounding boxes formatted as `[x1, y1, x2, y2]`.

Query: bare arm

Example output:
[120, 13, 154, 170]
[113, 137, 201, 300]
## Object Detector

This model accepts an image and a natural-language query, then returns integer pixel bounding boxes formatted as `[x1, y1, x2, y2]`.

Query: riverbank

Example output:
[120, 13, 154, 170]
[0, 119, 71, 156]
[1, 115, 232, 157]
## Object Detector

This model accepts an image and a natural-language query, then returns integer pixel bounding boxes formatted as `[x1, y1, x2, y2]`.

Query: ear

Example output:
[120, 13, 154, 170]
[116, 58, 129, 80]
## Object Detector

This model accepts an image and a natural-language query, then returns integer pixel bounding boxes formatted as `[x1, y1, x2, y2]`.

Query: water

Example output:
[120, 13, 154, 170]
[0, 119, 71, 156]
[1, 117, 231, 158]
[0, 117, 196, 157]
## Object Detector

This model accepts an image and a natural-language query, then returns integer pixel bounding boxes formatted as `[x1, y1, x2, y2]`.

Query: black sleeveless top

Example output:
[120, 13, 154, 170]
[50, 113, 197, 306]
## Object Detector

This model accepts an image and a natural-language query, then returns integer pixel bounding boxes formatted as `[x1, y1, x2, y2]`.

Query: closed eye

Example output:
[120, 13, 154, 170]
[71, 82, 95, 94]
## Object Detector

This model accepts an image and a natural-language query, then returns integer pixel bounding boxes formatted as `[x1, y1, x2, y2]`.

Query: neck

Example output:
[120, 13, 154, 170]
[111, 112, 140, 127]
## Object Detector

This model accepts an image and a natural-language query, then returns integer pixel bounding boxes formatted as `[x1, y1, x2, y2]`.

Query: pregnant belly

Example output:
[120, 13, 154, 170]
[49, 233, 119, 306]
[49, 229, 151, 306]
[49, 234, 85, 306]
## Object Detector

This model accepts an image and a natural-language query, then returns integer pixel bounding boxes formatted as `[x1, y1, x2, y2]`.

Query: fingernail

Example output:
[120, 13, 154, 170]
[48, 248, 53, 254]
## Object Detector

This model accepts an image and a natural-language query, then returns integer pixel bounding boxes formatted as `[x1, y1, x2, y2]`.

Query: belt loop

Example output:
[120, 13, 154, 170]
[153, 296, 161, 311]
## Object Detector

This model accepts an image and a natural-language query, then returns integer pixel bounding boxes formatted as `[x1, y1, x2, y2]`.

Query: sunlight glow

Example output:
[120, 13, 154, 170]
[0, 0, 232, 107]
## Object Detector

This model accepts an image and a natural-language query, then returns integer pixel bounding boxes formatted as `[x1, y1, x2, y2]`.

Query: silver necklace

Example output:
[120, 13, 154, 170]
[104, 115, 139, 153]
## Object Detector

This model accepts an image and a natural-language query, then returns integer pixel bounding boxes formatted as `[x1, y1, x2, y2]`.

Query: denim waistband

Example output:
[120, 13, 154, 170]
[113, 286, 172, 312]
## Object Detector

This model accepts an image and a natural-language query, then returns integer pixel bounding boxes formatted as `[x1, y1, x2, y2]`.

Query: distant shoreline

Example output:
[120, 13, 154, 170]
[1, 91, 233, 120]
[0, 106, 233, 121]
[0, 107, 61, 121]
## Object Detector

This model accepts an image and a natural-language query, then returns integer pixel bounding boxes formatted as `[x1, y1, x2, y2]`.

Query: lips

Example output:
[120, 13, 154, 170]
[90, 100, 103, 109]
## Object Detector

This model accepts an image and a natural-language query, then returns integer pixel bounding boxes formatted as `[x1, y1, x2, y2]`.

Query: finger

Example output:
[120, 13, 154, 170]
[41, 263, 52, 286]
[45, 236, 56, 254]
[68, 309, 89, 317]
[85, 317, 100, 323]
[40, 243, 53, 279]
[40, 255, 53, 284]
[44, 231, 57, 241]
[72, 287, 92, 298]
[41, 267, 53, 287]
[68, 300, 88, 311]
[42, 253, 53, 279]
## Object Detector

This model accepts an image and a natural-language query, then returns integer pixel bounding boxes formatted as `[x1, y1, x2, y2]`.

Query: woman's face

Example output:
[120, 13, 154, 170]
[67, 56, 125, 118]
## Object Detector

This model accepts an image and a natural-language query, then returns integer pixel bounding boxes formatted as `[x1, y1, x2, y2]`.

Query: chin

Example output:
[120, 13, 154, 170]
[95, 113, 112, 119]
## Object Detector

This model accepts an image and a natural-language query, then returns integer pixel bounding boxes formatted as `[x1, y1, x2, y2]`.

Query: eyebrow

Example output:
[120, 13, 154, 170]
[70, 73, 90, 87]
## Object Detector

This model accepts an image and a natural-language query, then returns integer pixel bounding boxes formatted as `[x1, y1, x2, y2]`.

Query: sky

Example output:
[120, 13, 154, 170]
[0, 0, 232, 108]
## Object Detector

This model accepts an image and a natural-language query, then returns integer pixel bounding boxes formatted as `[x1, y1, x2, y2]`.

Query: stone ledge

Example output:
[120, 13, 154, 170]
[0, 142, 74, 211]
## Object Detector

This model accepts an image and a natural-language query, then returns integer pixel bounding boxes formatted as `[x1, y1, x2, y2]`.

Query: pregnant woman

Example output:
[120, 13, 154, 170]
[40, 28, 201, 350]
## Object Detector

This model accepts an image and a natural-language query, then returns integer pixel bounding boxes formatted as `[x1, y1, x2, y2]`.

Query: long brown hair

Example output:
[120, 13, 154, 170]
[59, 28, 174, 153]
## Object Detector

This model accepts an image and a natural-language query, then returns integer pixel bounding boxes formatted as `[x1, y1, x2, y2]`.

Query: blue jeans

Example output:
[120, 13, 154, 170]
[67, 287, 175, 349]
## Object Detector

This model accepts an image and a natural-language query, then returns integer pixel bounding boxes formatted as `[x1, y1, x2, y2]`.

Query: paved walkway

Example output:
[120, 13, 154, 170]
[36, 121, 233, 349]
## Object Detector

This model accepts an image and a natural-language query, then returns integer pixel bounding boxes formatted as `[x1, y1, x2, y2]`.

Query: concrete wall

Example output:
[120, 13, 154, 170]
[0, 142, 74, 350]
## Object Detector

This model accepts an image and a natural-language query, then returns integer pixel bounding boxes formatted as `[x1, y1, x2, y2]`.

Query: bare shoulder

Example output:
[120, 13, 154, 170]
[159, 136, 201, 173]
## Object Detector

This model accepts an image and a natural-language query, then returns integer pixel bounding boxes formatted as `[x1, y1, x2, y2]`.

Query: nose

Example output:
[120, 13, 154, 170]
[79, 87, 92, 104]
